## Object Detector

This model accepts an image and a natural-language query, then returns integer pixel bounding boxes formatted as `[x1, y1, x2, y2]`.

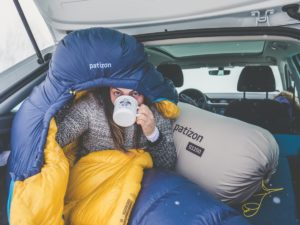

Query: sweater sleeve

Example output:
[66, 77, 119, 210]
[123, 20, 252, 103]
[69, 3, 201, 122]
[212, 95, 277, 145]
[146, 107, 177, 170]
[55, 96, 90, 147]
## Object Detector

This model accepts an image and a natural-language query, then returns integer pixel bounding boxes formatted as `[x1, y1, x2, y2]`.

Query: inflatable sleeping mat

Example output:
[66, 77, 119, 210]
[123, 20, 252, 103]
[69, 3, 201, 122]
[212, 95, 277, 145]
[6, 27, 250, 225]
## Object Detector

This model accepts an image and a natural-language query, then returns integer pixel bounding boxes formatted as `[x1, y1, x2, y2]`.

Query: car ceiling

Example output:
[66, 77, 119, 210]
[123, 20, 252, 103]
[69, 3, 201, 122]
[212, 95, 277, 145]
[33, 0, 300, 42]
[144, 35, 300, 68]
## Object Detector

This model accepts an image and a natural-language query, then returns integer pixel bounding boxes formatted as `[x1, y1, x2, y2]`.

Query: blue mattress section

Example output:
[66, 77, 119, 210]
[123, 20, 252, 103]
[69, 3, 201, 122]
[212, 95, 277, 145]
[130, 169, 250, 225]
[274, 134, 300, 156]
[244, 156, 299, 225]
[239, 134, 300, 225]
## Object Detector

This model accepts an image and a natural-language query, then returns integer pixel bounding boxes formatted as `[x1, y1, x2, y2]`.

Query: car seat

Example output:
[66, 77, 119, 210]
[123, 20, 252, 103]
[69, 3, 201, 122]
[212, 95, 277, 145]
[224, 66, 290, 133]
[157, 63, 208, 108]
[157, 63, 184, 88]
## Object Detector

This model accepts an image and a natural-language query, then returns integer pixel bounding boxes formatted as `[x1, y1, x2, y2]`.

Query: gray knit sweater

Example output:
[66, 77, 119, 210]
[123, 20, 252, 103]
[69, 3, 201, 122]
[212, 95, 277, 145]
[55, 92, 177, 169]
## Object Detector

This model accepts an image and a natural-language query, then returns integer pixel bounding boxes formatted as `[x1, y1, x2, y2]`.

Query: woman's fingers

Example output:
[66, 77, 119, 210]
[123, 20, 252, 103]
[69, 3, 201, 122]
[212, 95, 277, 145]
[138, 105, 153, 117]
[136, 104, 155, 136]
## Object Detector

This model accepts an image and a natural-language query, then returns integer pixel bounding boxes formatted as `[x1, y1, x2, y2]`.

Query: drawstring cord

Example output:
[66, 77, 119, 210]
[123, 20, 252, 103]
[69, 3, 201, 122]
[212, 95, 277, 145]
[242, 181, 284, 218]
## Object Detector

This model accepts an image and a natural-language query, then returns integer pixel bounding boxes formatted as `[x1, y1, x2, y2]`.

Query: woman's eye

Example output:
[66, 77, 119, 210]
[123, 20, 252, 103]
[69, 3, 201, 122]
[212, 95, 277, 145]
[113, 91, 122, 96]
[131, 91, 140, 97]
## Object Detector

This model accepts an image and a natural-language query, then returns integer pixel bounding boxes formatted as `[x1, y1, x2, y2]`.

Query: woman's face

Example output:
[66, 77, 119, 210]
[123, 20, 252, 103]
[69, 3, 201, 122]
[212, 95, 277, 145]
[110, 87, 144, 105]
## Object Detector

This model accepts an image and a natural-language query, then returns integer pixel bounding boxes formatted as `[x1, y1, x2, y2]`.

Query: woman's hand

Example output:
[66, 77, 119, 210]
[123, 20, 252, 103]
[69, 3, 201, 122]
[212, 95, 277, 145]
[136, 104, 156, 136]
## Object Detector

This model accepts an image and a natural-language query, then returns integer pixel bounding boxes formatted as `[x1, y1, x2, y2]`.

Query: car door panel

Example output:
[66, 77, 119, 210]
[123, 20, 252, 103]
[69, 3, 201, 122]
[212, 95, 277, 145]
[0, 114, 12, 225]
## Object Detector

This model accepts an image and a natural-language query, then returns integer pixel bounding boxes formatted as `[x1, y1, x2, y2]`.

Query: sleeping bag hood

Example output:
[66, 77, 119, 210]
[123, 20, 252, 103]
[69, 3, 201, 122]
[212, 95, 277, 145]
[8, 27, 179, 182]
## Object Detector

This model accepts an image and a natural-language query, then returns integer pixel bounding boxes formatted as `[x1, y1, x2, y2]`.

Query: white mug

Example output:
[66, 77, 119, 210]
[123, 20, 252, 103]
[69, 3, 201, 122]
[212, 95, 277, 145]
[113, 95, 138, 127]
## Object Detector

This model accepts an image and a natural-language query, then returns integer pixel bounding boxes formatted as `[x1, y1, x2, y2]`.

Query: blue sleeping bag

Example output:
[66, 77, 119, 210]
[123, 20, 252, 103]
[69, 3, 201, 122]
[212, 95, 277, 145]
[130, 170, 250, 225]
[7, 27, 249, 225]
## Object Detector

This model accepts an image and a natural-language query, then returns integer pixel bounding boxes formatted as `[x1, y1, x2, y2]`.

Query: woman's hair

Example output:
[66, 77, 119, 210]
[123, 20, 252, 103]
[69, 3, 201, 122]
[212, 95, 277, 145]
[94, 87, 150, 151]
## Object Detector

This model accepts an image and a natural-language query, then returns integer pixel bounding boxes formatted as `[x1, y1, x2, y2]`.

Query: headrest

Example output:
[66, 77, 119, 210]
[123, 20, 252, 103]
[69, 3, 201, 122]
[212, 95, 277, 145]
[157, 63, 184, 87]
[237, 66, 276, 92]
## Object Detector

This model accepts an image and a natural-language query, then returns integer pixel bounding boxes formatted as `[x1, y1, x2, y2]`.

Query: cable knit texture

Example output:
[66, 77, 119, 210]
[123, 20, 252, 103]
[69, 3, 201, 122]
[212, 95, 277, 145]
[55, 92, 177, 169]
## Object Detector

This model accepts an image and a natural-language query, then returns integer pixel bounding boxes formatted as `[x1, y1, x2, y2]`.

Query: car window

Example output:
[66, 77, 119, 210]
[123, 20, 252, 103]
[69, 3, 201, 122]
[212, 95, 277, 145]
[291, 54, 300, 97]
[0, 0, 54, 73]
[177, 66, 283, 96]
[285, 66, 299, 97]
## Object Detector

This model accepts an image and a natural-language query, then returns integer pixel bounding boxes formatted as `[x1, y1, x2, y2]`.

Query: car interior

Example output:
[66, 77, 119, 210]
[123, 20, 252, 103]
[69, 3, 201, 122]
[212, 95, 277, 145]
[144, 35, 300, 133]
[142, 34, 300, 224]
[1, 29, 300, 224]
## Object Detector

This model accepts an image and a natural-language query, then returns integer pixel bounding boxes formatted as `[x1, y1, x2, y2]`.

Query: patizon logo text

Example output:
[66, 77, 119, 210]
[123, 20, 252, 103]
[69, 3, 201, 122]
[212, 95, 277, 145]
[173, 124, 203, 143]
[173, 123, 205, 157]
[89, 62, 112, 70]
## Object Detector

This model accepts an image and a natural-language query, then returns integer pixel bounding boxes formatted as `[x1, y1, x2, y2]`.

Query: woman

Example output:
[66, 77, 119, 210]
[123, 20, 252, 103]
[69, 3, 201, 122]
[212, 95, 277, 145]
[55, 86, 177, 170]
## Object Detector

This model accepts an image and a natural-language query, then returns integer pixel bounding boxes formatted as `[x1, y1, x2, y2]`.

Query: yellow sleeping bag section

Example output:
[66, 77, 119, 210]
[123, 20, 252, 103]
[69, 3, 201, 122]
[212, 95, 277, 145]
[64, 149, 152, 225]
[10, 119, 69, 225]
[10, 119, 153, 225]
